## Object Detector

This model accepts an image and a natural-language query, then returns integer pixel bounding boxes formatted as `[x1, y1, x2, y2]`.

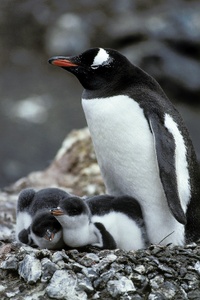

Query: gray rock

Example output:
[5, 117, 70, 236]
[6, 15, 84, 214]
[77, 274, 94, 293]
[148, 293, 166, 300]
[46, 269, 87, 299]
[51, 251, 64, 264]
[134, 264, 146, 274]
[0, 285, 6, 293]
[150, 275, 164, 290]
[188, 289, 200, 299]
[82, 267, 99, 280]
[41, 258, 58, 283]
[80, 253, 100, 267]
[0, 224, 14, 242]
[100, 269, 116, 282]
[0, 255, 18, 270]
[159, 281, 178, 299]
[18, 254, 42, 284]
[194, 261, 200, 275]
[107, 276, 136, 297]
[131, 272, 148, 287]
[23, 289, 46, 300]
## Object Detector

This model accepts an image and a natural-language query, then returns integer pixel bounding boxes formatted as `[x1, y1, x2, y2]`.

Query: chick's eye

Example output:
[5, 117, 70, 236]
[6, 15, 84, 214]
[71, 208, 78, 214]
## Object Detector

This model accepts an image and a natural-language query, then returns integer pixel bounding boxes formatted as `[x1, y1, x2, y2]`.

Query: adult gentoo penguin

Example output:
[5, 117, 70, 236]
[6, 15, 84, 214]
[16, 188, 70, 249]
[51, 194, 148, 250]
[49, 48, 200, 245]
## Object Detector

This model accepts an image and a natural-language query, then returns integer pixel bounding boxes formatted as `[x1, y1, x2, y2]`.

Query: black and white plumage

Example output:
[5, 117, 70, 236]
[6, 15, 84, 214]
[51, 195, 148, 251]
[50, 196, 116, 249]
[17, 211, 64, 249]
[16, 188, 70, 249]
[49, 48, 200, 245]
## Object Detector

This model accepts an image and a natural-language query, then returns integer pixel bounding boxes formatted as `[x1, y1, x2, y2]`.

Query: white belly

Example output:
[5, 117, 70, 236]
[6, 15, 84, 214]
[82, 95, 185, 245]
[92, 212, 145, 250]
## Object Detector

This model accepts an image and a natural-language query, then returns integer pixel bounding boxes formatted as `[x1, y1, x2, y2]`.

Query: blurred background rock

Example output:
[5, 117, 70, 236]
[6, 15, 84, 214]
[0, 0, 200, 188]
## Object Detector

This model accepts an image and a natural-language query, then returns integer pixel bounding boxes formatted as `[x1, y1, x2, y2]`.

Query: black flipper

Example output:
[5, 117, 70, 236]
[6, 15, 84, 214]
[94, 222, 117, 249]
[149, 114, 186, 225]
[18, 228, 30, 244]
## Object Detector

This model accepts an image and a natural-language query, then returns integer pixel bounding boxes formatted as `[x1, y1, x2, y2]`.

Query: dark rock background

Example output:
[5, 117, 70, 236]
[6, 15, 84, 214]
[0, 0, 200, 188]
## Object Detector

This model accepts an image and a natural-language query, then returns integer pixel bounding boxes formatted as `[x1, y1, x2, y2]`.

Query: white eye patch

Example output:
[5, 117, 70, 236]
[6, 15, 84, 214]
[91, 48, 110, 68]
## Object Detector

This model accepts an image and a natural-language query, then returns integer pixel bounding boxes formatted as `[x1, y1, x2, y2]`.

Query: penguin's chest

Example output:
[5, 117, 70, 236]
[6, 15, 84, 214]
[82, 95, 163, 200]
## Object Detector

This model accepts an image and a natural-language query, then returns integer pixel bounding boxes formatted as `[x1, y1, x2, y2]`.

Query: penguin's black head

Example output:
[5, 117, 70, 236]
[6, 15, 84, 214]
[31, 211, 61, 239]
[49, 48, 133, 91]
[51, 196, 90, 217]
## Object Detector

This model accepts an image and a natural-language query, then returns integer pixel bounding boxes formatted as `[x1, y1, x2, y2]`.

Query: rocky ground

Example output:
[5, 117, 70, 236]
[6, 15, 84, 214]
[0, 242, 200, 300]
[0, 128, 200, 300]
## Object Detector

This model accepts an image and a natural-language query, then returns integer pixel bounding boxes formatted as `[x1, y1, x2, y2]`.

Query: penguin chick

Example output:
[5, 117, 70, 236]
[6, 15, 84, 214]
[29, 210, 65, 249]
[85, 194, 148, 250]
[16, 187, 71, 248]
[50, 196, 104, 248]
[51, 195, 148, 251]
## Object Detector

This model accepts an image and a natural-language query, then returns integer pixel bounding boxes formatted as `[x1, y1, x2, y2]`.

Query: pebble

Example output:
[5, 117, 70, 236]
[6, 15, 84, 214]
[0, 255, 18, 270]
[134, 264, 146, 274]
[23, 290, 46, 300]
[78, 274, 94, 292]
[107, 276, 136, 297]
[159, 281, 177, 299]
[82, 267, 99, 280]
[51, 251, 63, 264]
[80, 253, 100, 267]
[46, 269, 87, 300]
[100, 269, 116, 282]
[150, 275, 164, 290]
[188, 289, 200, 299]
[0, 285, 6, 292]
[148, 292, 167, 300]
[40, 258, 58, 282]
[194, 261, 200, 275]
[18, 254, 42, 284]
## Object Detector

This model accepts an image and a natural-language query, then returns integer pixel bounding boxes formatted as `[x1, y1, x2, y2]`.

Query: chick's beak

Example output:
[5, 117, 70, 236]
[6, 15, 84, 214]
[50, 207, 65, 216]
